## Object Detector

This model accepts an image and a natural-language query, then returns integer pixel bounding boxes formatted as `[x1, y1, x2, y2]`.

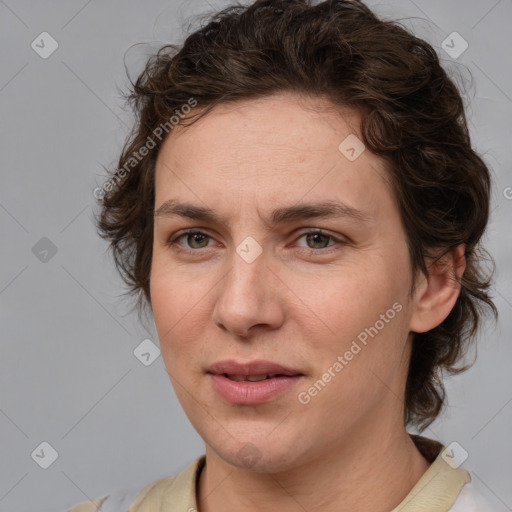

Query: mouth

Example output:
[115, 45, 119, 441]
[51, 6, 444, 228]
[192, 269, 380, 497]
[221, 373, 295, 382]
[207, 360, 304, 405]
[207, 359, 303, 378]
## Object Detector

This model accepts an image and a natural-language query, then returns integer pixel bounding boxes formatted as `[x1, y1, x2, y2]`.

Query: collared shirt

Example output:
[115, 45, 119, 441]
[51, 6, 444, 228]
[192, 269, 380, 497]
[65, 436, 498, 512]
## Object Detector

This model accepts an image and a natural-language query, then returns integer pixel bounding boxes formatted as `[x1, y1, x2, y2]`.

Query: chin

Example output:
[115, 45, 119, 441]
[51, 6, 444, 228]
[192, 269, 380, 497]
[206, 430, 311, 474]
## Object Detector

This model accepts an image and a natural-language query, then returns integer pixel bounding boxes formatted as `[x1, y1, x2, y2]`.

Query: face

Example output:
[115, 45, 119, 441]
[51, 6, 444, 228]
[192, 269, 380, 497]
[150, 93, 418, 472]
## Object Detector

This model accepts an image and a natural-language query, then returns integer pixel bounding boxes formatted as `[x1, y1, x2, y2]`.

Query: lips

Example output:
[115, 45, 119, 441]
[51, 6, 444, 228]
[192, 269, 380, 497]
[208, 360, 303, 378]
[207, 360, 304, 405]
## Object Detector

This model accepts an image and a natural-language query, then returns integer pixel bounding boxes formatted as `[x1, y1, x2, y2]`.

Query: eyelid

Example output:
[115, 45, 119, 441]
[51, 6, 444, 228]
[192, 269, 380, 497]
[168, 229, 217, 249]
[168, 228, 346, 253]
[293, 228, 343, 246]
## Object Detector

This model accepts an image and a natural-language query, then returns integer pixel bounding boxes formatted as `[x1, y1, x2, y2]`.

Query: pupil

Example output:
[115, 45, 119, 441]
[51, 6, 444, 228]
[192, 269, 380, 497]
[189, 233, 207, 248]
[307, 233, 328, 249]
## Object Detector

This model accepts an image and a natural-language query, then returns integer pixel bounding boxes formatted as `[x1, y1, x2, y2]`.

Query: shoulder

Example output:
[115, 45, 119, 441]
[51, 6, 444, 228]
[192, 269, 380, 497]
[449, 480, 505, 512]
[64, 475, 178, 512]
[63, 455, 205, 512]
[65, 496, 108, 512]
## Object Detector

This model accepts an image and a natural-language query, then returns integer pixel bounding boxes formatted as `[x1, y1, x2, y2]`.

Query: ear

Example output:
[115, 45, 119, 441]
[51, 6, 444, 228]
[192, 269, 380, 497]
[409, 244, 466, 333]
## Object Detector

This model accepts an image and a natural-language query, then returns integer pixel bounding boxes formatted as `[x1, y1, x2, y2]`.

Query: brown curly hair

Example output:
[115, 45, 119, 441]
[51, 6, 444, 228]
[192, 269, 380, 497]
[96, 0, 497, 430]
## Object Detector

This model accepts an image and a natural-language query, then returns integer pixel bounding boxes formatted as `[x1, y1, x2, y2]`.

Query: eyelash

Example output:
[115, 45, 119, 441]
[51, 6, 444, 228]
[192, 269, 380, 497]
[167, 229, 346, 256]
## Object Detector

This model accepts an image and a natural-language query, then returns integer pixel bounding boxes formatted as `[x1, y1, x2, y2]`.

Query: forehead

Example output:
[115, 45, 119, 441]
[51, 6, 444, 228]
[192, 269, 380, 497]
[159, 93, 364, 163]
[153, 93, 395, 222]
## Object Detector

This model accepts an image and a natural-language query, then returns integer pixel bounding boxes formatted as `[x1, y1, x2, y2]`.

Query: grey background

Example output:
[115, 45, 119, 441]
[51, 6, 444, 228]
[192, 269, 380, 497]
[1, 0, 511, 511]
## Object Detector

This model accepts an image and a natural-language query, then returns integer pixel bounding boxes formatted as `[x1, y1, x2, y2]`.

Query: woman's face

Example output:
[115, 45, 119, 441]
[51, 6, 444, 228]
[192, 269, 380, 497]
[150, 93, 417, 472]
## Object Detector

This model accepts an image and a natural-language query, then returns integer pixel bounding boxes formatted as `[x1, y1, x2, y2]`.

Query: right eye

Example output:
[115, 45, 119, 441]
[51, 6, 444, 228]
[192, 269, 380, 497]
[167, 230, 216, 252]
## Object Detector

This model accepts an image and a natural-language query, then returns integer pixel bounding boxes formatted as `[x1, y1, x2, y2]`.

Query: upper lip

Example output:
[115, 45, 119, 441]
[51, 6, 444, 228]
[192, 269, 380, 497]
[208, 360, 303, 377]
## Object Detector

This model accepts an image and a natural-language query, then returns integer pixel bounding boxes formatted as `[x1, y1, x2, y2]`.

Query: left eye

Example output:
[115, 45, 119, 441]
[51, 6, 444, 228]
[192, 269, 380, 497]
[295, 231, 338, 250]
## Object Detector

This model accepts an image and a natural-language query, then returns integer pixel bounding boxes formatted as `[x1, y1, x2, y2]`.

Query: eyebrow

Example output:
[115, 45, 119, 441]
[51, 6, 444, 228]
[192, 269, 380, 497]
[154, 199, 371, 226]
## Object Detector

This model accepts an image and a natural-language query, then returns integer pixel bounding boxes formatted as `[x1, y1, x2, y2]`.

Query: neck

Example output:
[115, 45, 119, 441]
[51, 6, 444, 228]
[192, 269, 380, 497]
[197, 425, 431, 512]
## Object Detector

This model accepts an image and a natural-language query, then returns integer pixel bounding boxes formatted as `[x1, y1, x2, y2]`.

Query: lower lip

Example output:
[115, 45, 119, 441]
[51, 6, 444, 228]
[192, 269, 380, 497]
[209, 374, 302, 405]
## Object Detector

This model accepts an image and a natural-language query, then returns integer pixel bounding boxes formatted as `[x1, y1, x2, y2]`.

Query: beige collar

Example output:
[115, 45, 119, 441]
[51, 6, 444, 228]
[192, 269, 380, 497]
[391, 435, 470, 511]
[130, 436, 470, 512]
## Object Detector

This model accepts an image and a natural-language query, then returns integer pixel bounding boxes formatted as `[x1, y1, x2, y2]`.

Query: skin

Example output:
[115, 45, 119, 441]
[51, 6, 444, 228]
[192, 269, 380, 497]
[150, 93, 466, 512]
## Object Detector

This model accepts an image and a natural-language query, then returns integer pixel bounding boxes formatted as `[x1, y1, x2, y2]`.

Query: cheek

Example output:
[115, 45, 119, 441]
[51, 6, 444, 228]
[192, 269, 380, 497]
[283, 257, 406, 338]
[150, 260, 187, 348]
[290, 257, 412, 392]
[298, 306, 411, 423]
[150, 256, 217, 370]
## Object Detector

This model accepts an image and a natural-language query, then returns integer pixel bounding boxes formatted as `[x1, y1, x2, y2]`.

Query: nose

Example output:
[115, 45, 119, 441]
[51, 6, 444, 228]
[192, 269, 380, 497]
[211, 247, 285, 339]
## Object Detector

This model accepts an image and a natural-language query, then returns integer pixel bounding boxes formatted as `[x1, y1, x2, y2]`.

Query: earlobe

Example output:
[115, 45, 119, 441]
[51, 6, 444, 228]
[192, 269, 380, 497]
[409, 244, 466, 334]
